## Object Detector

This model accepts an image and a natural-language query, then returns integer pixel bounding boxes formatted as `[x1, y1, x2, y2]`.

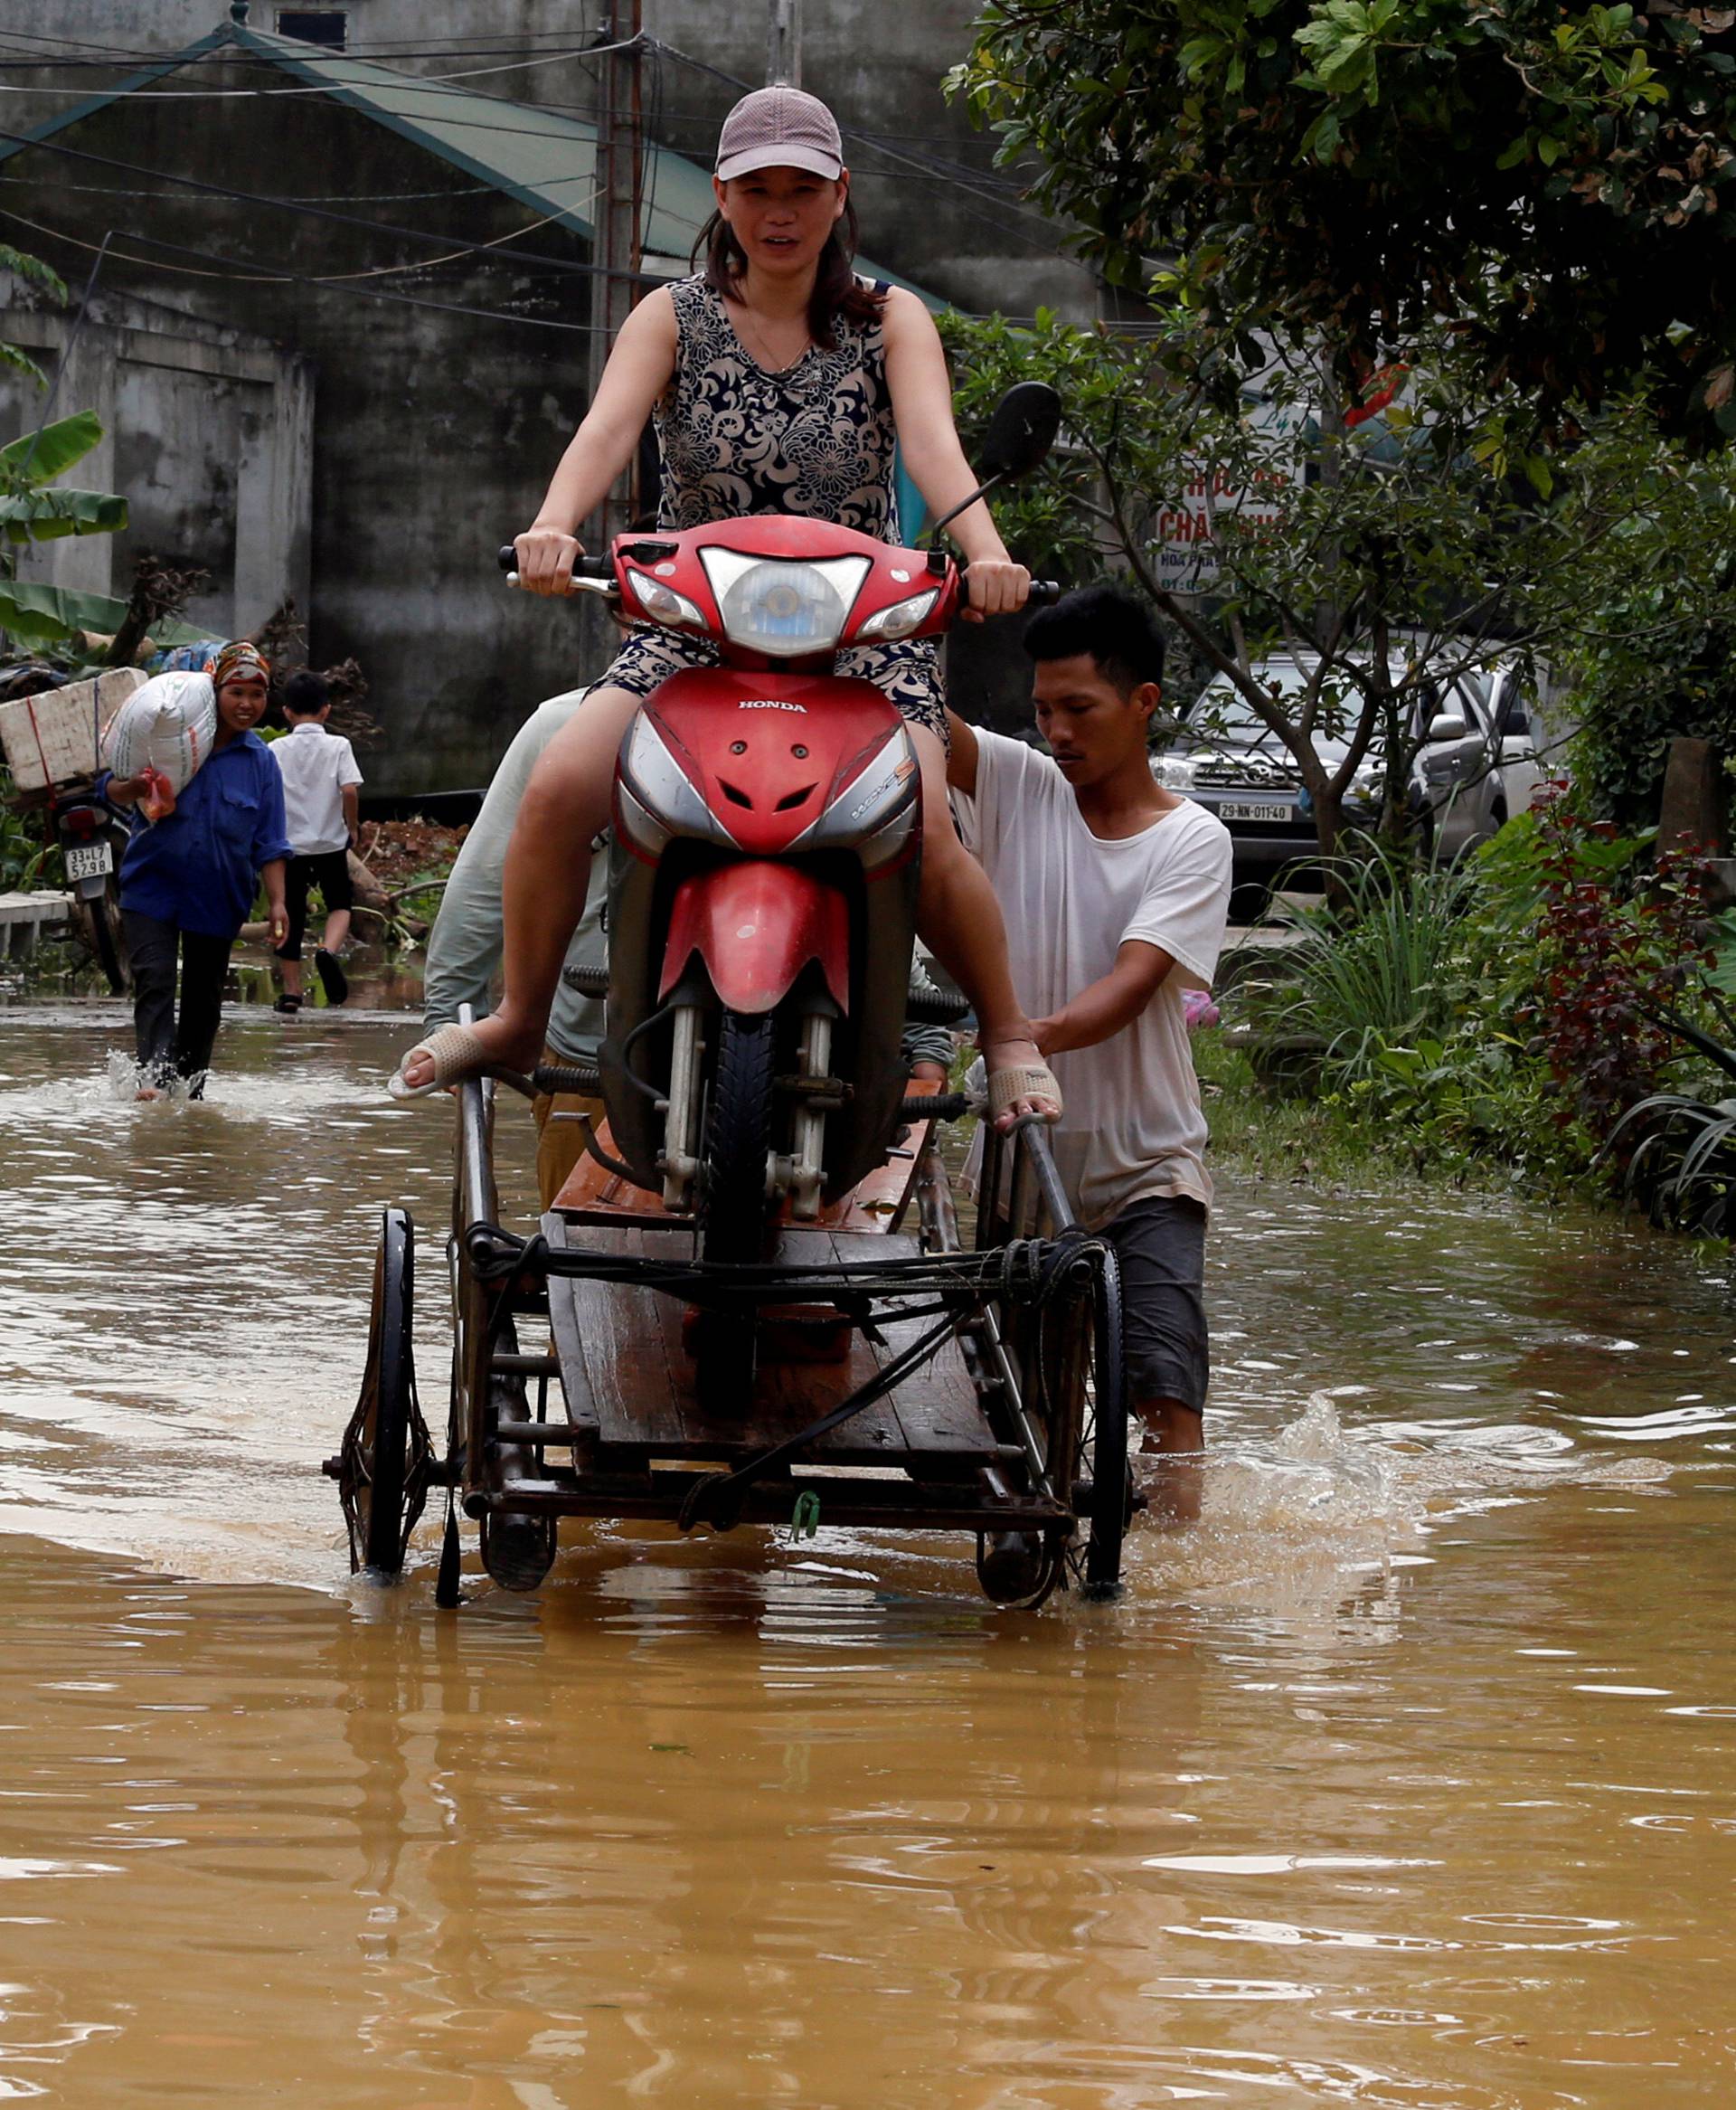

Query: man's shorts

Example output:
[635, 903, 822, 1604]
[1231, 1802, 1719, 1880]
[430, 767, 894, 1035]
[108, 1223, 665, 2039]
[1099, 1195, 1209, 1414]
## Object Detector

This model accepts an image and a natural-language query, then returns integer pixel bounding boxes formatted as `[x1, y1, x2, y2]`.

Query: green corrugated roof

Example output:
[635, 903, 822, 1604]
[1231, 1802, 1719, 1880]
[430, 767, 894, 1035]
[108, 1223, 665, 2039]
[0, 18, 938, 300]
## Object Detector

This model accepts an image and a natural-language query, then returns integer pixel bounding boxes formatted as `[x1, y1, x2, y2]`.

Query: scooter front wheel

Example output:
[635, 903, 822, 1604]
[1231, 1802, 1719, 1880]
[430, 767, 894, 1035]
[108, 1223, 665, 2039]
[693, 1008, 778, 1415]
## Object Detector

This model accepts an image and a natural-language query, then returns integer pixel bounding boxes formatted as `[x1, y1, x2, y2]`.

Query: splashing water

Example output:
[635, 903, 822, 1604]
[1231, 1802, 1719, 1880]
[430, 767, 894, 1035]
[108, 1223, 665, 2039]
[101, 1049, 203, 1104]
[1132, 1393, 1675, 1614]
[1133, 1395, 1427, 1609]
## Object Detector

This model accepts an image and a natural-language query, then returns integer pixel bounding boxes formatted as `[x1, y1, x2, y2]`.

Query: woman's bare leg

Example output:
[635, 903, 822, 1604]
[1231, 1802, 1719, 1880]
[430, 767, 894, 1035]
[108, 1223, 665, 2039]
[399, 684, 642, 1090]
[909, 725, 1059, 1125]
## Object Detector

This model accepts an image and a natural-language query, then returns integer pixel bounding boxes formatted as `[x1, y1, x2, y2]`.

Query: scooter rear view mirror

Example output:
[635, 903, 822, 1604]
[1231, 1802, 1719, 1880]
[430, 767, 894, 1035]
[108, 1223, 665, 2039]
[976, 381, 1062, 482]
[928, 382, 1063, 543]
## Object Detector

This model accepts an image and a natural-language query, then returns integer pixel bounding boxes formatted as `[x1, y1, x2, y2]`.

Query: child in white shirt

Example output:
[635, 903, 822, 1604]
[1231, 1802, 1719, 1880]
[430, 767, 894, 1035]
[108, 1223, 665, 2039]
[269, 671, 363, 1009]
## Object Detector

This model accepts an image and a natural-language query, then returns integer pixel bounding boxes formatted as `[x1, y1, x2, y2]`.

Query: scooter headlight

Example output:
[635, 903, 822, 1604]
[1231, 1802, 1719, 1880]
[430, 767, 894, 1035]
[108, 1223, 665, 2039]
[627, 571, 704, 630]
[699, 548, 873, 656]
[855, 587, 940, 643]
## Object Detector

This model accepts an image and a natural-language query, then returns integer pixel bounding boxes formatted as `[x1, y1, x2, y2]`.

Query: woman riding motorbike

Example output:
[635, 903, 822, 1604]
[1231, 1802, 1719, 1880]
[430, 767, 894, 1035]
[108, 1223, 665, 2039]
[392, 85, 1061, 1131]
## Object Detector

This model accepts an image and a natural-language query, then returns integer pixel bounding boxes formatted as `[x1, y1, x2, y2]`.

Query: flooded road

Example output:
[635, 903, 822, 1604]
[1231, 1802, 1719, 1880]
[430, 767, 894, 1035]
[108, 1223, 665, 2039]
[1, 1001, 1733, 2105]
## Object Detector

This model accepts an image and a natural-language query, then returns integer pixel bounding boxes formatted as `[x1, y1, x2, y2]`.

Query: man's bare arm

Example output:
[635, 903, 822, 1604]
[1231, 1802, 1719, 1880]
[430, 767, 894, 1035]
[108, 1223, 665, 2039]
[1033, 939, 1174, 1055]
[944, 708, 979, 795]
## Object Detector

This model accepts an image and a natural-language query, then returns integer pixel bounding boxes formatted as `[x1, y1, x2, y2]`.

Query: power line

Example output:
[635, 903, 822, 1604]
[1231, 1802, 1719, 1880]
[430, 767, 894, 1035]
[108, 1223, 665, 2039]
[0, 35, 648, 98]
[0, 85, 1071, 266]
[0, 172, 505, 203]
[0, 186, 1127, 339]
[0, 125, 638, 281]
[0, 24, 620, 62]
[0, 74, 693, 162]
[0, 54, 1030, 164]
[0, 40, 1074, 267]
[0, 37, 1041, 192]
[0, 173, 507, 203]
[0, 203, 609, 330]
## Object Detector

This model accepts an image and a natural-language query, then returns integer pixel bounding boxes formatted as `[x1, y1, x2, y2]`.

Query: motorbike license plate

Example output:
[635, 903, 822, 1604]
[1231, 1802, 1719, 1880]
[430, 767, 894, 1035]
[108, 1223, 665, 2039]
[63, 841, 113, 882]
[1217, 800, 1292, 824]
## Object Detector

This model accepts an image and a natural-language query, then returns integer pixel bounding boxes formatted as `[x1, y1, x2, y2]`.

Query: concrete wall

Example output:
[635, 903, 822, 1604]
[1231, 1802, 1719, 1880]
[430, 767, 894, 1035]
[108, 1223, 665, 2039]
[0, 280, 313, 638]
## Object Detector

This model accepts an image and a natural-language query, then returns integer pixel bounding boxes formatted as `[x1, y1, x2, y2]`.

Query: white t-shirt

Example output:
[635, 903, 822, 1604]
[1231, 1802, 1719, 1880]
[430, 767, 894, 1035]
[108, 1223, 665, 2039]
[957, 729, 1232, 1228]
[271, 720, 363, 855]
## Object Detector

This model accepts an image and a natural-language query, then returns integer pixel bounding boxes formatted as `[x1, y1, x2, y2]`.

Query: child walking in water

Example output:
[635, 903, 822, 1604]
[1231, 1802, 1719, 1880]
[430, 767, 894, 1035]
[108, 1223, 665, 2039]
[392, 85, 1061, 1130]
[269, 671, 362, 1013]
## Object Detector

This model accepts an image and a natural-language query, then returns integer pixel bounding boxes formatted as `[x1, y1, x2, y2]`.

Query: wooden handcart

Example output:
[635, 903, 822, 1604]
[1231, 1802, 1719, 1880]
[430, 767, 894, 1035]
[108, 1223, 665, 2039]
[331, 1068, 1131, 1608]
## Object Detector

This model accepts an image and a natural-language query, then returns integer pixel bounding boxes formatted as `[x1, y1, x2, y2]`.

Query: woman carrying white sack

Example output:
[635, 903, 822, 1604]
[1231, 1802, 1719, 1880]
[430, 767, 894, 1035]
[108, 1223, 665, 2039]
[99, 642, 292, 1099]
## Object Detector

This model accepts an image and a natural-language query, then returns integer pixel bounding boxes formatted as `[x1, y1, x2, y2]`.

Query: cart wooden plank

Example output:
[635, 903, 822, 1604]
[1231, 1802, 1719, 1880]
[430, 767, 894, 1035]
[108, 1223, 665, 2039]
[710, 1225, 913, 1462]
[822, 1228, 995, 1456]
[542, 1217, 1000, 1463]
[542, 1217, 688, 1450]
[541, 1219, 603, 1445]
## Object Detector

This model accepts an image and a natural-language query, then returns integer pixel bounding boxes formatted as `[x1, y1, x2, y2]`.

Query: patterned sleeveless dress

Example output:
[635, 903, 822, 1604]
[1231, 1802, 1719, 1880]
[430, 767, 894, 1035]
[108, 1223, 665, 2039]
[592, 272, 945, 742]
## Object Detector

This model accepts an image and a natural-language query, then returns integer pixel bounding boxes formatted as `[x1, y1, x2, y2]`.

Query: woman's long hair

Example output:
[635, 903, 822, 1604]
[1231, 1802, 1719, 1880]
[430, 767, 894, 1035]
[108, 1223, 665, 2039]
[693, 198, 885, 352]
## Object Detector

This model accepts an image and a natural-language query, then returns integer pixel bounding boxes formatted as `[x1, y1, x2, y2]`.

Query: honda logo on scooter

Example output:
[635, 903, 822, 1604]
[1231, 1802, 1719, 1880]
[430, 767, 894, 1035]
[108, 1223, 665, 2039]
[737, 698, 807, 712]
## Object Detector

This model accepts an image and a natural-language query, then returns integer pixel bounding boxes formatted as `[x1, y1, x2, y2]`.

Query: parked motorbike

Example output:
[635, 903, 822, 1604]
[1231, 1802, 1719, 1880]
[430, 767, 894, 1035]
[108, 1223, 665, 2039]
[503, 382, 1061, 1403]
[52, 781, 129, 991]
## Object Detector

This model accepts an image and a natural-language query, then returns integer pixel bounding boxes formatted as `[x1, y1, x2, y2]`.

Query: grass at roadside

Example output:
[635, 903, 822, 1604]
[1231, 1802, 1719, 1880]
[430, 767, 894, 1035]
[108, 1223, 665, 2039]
[1195, 1028, 1524, 1197]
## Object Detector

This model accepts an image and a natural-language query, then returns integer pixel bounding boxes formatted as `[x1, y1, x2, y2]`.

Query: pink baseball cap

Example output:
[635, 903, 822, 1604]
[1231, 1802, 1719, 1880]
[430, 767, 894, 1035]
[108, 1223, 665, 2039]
[715, 85, 844, 184]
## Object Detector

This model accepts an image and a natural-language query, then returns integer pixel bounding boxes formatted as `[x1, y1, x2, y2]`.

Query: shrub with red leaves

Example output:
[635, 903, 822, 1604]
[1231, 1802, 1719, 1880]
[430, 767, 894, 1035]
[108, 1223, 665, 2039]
[1521, 787, 1717, 1138]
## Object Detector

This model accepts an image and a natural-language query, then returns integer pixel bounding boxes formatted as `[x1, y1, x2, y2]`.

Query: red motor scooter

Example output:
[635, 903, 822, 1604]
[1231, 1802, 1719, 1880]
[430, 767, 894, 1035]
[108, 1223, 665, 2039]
[504, 383, 1061, 1404]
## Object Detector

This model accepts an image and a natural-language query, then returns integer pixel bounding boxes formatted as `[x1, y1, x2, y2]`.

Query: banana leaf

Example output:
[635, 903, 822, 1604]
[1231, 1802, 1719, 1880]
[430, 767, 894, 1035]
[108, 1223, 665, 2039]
[0, 487, 127, 544]
[0, 579, 207, 649]
[0, 411, 103, 489]
[0, 343, 48, 390]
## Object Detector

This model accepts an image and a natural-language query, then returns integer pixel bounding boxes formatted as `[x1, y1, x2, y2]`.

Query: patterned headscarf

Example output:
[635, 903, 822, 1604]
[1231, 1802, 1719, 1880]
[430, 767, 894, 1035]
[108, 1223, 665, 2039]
[211, 640, 270, 689]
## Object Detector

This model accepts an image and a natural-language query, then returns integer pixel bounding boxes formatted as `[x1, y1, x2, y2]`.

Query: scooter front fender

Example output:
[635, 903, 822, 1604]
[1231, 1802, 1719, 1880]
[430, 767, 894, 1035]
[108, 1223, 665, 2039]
[659, 862, 850, 1016]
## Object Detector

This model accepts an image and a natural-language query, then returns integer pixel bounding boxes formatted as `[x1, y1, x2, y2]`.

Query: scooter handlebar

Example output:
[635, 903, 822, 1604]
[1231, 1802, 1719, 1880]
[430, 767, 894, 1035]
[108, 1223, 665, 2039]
[496, 543, 618, 591]
[949, 554, 1062, 614]
[495, 537, 1060, 614]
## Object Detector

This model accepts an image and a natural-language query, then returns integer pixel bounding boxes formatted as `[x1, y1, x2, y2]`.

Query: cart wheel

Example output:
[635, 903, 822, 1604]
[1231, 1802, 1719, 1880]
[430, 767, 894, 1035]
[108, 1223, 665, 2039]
[693, 1008, 778, 1412]
[976, 1527, 1066, 1610]
[342, 1207, 430, 1578]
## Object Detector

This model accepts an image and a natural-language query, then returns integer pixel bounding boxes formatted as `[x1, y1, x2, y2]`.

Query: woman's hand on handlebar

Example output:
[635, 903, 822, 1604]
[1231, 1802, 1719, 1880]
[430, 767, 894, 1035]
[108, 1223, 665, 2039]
[513, 525, 584, 597]
[959, 555, 1031, 624]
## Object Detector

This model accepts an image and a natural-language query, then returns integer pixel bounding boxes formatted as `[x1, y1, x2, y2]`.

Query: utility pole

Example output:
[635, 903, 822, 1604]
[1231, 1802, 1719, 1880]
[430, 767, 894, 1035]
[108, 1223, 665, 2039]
[766, 0, 801, 86]
[589, 0, 643, 544]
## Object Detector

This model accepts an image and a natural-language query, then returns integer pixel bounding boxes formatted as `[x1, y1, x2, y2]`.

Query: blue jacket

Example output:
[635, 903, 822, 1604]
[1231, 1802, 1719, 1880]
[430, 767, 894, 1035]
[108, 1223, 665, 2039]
[109, 732, 295, 939]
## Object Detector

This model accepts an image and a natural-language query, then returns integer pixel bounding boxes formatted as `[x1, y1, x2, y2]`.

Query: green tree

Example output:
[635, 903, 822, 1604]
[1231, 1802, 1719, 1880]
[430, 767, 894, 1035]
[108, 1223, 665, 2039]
[943, 308, 1668, 862]
[949, 0, 1736, 432]
[1529, 457, 1736, 828]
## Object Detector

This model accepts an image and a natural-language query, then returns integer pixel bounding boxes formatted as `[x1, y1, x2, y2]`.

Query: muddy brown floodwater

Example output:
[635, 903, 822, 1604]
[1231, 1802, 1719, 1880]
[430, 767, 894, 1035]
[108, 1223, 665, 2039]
[1, 999, 1733, 2106]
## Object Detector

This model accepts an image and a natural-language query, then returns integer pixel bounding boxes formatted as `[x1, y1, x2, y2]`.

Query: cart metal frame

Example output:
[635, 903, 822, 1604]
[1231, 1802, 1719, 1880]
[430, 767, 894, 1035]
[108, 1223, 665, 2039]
[333, 1070, 1130, 1607]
